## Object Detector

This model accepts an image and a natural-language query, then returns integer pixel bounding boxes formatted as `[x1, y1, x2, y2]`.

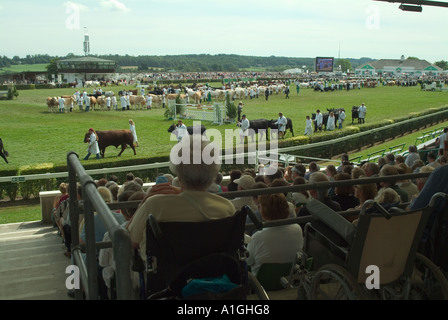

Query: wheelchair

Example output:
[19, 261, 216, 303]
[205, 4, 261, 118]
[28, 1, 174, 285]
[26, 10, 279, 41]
[143, 206, 268, 300]
[281, 192, 448, 300]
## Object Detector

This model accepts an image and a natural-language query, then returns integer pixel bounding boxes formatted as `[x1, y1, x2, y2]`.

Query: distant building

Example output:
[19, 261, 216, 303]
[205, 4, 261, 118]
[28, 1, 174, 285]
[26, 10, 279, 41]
[355, 56, 442, 77]
[57, 56, 117, 85]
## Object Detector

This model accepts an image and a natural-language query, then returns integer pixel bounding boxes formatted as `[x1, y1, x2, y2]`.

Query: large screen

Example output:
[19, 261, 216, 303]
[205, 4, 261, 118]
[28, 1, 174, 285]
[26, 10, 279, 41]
[315, 57, 334, 73]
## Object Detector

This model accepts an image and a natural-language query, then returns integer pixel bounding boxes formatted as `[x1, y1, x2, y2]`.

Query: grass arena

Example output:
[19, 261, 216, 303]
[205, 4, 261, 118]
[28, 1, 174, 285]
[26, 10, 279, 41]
[1, 82, 448, 170]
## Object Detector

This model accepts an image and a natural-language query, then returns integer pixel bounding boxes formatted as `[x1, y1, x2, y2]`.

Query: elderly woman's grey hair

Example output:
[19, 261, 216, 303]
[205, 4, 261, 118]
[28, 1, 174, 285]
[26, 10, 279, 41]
[169, 135, 221, 190]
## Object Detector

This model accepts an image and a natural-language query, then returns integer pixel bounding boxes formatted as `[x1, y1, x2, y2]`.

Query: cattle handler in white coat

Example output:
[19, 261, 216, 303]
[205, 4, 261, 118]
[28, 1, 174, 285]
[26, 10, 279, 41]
[238, 114, 250, 144]
[84, 128, 101, 160]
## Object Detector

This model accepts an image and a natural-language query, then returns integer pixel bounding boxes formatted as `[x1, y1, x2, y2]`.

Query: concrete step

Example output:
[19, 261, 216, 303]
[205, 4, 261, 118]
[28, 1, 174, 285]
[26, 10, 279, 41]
[0, 221, 73, 300]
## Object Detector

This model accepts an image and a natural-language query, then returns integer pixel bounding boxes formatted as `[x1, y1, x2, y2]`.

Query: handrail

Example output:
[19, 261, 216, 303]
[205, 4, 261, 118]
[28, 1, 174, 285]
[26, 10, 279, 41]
[67, 151, 133, 300]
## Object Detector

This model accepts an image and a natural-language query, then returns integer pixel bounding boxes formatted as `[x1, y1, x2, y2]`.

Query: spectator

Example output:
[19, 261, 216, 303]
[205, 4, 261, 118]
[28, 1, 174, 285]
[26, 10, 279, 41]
[374, 187, 401, 209]
[341, 162, 353, 176]
[291, 176, 311, 213]
[97, 178, 108, 187]
[297, 172, 342, 218]
[410, 165, 435, 203]
[269, 178, 296, 217]
[405, 145, 420, 168]
[395, 155, 405, 165]
[396, 164, 419, 201]
[412, 159, 425, 173]
[245, 181, 269, 227]
[117, 172, 135, 197]
[227, 169, 242, 192]
[264, 168, 284, 186]
[336, 153, 349, 173]
[325, 164, 337, 197]
[99, 190, 146, 300]
[351, 166, 366, 180]
[231, 174, 257, 212]
[378, 164, 409, 203]
[283, 166, 294, 183]
[127, 135, 236, 263]
[215, 172, 227, 192]
[243, 168, 257, 178]
[377, 156, 386, 170]
[291, 164, 306, 179]
[331, 173, 360, 211]
[52, 182, 69, 229]
[349, 179, 378, 222]
[362, 162, 380, 178]
[304, 162, 320, 181]
[435, 127, 448, 149]
[385, 153, 396, 166]
[246, 193, 304, 277]
[426, 152, 441, 169]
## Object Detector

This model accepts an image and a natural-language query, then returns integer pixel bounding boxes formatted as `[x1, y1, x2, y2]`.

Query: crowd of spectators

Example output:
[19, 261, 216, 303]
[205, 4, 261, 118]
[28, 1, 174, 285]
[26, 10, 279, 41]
[55, 134, 448, 299]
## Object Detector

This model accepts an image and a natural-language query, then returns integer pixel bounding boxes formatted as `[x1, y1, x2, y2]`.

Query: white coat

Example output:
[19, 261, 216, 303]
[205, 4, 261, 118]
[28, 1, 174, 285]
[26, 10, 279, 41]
[87, 132, 100, 155]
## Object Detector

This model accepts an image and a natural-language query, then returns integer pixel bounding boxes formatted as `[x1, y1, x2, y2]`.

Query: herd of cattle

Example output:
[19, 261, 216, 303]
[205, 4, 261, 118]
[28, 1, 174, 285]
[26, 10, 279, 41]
[45, 82, 294, 113]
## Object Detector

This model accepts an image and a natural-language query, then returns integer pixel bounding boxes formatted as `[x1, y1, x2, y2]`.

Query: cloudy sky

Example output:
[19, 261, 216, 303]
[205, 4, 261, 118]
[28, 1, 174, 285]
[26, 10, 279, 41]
[1, 0, 447, 63]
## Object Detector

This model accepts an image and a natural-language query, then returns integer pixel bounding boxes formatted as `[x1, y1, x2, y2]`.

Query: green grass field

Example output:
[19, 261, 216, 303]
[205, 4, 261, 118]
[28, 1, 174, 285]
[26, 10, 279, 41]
[0, 83, 447, 169]
[0, 64, 48, 75]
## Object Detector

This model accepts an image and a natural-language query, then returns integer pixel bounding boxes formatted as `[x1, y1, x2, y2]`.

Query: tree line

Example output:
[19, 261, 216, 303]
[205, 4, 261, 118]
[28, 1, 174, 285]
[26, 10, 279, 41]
[1, 53, 447, 73]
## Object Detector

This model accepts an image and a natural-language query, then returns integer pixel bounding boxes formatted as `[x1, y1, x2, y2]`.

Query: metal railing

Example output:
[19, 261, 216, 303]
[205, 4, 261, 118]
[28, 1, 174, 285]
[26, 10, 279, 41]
[67, 151, 133, 300]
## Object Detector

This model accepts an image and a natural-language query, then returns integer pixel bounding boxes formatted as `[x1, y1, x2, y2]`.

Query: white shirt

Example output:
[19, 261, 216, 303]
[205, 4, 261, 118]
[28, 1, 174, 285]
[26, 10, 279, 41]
[358, 105, 366, 118]
[275, 116, 287, 132]
[246, 224, 303, 277]
[240, 118, 250, 136]
[316, 113, 323, 126]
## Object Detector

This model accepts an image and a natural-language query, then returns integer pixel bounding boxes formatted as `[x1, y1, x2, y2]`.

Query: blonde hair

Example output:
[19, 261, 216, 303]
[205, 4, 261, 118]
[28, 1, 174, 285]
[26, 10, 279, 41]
[375, 187, 400, 205]
[97, 186, 113, 203]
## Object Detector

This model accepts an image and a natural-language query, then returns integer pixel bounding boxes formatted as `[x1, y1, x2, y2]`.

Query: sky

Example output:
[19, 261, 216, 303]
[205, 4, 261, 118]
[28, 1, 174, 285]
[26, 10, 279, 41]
[1, 0, 447, 63]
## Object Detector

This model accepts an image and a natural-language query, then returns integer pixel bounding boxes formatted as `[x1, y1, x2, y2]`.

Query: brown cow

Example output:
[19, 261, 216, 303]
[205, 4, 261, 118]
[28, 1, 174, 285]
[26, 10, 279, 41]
[83, 129, 136, 158]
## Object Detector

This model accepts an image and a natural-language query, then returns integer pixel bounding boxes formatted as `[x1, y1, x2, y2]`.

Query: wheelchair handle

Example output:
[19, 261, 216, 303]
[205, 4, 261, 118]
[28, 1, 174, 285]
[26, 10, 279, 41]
[429, 192, 448, 207]
[244, 205, 263, 230]
[362, 200, 392, 220]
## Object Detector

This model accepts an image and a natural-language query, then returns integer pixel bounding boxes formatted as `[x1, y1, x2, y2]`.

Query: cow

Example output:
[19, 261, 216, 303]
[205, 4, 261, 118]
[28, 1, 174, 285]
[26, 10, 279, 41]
[83, 129, 136, 158]
[96, 95, 107, 111]
[247, 118, 270, 141]
[351, 106, 359, 124]
[0, 138, 9, 163]
[129, 95, 146, 110]
[269, 117, 294, 138]
[168, 123, 207, 140]
[90, 96, 97, 111]
[46, 97, 58, 113]
[61, 95, 77, 112]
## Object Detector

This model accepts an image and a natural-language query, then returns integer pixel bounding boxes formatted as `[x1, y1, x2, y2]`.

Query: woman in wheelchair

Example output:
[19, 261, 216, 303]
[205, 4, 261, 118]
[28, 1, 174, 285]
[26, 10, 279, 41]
[127, 135, 236, 264]
[246, 193, 304, 277]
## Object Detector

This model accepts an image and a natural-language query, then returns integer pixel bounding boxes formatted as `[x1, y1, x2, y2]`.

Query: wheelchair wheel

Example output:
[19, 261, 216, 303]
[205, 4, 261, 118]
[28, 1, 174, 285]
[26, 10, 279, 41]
[409, 253, 448, 300]
[309, 264, 368, 300]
